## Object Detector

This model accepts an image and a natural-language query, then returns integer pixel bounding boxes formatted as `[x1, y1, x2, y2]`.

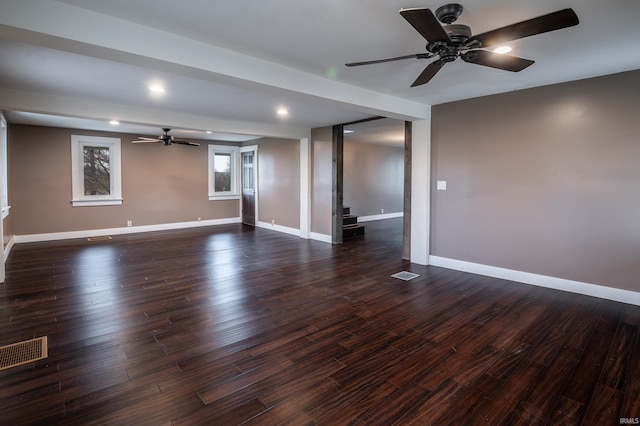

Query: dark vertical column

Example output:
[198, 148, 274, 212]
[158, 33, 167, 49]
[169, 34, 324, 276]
[332, 124, 344, 244]
[403, 121, 412, 260]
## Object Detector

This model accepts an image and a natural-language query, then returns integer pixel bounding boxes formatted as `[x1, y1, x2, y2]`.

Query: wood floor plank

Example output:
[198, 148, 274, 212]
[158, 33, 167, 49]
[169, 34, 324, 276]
[562, 327, 616, 406]
[472, 358, 546, 424]
[173, 397, 267, 426]
[307, 379, 396, 424]
[550, 396, 585, 425]
[1, 219, 639, 424]
[599, 322, 638, 390]
[582, 383, 623, 425]
[356, 385, 432, 425]
[485, 339, 531, 381]
[197, 356, 293, 405]
[258, 357, 346, 407]
[515, 346, 582, 423]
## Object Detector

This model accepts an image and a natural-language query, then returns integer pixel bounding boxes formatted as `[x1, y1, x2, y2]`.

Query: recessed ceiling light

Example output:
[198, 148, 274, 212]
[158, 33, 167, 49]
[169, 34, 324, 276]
[343, 129, 354, 134]
[493, 46, 512, 54]
[109, 120, 120, 125]
[206, 130, 212, 134]
[277, 108, 289, 117]
[149, 85, 165, 93]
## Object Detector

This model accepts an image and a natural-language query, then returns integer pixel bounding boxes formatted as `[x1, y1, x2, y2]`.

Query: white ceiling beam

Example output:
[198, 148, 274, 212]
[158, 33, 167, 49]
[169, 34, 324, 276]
[0, 87, 310, 139]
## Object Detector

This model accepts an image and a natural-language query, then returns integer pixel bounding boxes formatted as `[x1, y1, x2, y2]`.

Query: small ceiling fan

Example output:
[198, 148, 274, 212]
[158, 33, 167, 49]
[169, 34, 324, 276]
[345, 4, 579, 87]
[131, 128, 200, 146]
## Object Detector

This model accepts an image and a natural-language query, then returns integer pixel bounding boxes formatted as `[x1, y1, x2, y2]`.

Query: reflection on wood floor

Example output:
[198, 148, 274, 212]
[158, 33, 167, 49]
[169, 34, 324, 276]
[0, 218, 638, 424]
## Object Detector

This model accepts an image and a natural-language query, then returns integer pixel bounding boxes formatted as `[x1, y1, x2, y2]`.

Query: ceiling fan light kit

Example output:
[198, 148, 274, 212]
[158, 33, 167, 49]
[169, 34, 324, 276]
[345, 3, 579, 87]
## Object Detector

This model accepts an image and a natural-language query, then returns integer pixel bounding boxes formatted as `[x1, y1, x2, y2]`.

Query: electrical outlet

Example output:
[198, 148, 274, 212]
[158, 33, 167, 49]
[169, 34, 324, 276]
[127, 220, 132, 227]
[381, 208, 384, 214]
[271, 219, 275, 226]
[197, 217, 201, 222]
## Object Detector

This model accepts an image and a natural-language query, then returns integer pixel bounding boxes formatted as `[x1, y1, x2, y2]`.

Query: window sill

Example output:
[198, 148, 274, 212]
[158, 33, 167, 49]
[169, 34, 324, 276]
[71, 199, 123, 207]
[1, 205, 10, 220]
[208, 195, 240, 201]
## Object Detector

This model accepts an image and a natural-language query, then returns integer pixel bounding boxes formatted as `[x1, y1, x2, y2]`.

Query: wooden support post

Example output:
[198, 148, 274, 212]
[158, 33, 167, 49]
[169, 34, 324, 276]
[332, 124, 344, 244]
[403, 121, 412, 260]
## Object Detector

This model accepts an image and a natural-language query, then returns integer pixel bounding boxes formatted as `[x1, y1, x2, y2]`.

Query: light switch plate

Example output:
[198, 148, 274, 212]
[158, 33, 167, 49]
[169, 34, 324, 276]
[437, 181, 447, 190]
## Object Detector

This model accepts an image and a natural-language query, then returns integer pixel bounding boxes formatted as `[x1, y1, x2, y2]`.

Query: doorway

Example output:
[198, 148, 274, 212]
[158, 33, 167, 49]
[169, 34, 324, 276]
[240, 147, 257, 226]
[335, 118, 409, 256]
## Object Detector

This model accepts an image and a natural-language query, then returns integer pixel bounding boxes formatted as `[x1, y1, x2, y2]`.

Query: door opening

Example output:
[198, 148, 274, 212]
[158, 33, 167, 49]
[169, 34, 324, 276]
[241, 149, 256, 226]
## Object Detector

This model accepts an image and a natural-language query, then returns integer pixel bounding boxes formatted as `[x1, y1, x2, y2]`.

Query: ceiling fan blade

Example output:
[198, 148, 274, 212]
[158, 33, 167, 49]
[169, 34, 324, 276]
[132, 139, 162, 144]
[461, 50, 534, 72]
[172, 140, 200, 147]
[134, 128, 198, 146]
[468, 8, 579, 48]
[346, 53, 431, 67]
[400, 8, 452, 44]
[411, 60, 445, 87]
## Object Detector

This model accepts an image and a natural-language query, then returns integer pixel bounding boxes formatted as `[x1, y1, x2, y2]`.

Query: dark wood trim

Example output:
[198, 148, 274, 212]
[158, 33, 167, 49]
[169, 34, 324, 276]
[332, 124, 344, 244]
[403, 121, 412, 260]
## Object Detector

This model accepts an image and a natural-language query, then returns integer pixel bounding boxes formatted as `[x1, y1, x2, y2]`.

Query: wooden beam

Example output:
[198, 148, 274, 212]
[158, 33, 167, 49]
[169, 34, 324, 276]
[332, 124, 344, 244]
[403, 121, 412, 260]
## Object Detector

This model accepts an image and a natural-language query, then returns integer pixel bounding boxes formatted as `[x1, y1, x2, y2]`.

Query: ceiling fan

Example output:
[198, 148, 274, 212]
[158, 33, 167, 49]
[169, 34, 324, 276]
[131, 128, 200, 146]
[345, 4, 579, 87]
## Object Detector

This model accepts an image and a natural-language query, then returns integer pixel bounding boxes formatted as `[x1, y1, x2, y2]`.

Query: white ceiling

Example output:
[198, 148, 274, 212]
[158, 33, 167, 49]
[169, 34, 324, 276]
[1, 0, 639, 143]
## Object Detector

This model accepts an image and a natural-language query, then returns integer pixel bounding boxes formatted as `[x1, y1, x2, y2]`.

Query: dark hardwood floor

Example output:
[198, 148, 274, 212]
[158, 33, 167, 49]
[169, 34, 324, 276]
[1, 218, 639, 425]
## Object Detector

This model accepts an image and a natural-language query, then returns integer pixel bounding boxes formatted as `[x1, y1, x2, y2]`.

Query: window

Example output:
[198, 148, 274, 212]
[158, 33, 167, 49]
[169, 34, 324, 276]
[71, 135, 122, 206]
[0, 114, 8, 219]
[208, 145, 239, 200]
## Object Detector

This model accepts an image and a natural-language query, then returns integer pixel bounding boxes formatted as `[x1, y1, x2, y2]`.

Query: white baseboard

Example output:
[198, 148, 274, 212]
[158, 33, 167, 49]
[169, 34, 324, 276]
[14, 217, 242, 244]
[309, 232, 332, 244]
[429, 255, 640, 306]
[256, 221, 300, 237]
[358, 212, 403, 222]
[4, 235, 14, 261]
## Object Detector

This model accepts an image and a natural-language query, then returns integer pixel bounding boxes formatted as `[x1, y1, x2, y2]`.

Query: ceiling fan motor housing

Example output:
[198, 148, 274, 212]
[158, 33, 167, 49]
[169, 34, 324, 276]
[445, 24, 471, 45]
[427, 24, 471, 62]
[161, 128, 173, 145]
[435, 3, 464, 24]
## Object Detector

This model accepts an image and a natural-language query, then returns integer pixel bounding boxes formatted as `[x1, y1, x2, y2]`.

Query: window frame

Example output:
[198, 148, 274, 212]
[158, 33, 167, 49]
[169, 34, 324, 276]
[208, 144, 240, 200]
[0, 114, 8, 219]
[71, 134, 122, 207]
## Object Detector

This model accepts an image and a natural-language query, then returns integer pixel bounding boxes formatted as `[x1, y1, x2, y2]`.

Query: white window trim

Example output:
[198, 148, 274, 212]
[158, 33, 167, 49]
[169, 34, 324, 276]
[0, 114, 8, 219]
[71, 135, 122, 207]
[208, 144, 240, 200]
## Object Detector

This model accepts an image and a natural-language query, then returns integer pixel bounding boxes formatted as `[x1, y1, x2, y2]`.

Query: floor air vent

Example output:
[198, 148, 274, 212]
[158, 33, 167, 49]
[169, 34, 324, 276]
[391, 271, 420, 281]
[0, 336, 48, 371]
[87, 236, 112, 242]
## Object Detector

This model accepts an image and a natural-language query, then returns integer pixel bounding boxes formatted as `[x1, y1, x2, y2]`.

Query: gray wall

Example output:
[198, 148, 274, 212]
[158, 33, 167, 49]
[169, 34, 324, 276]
[6, 123, 395, 240]
[9, 125, 295, 235]
[311, 126, 332, 236]
[431, 69, 640, 293]
[255, 137, 300, 229]
[344, 139, 403, 217]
